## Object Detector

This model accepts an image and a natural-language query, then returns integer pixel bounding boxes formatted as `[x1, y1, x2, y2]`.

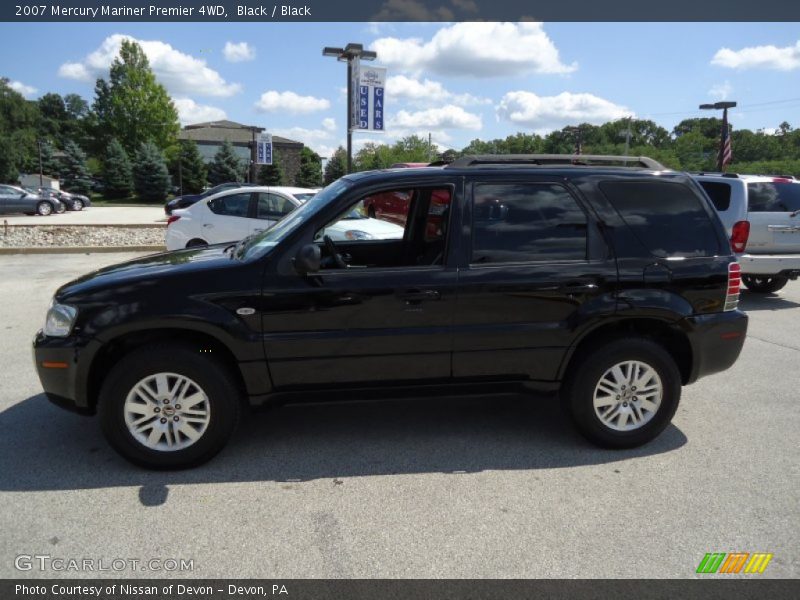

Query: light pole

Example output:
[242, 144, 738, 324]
[699, 101, 736, 171]
[323, 43, 377, 173]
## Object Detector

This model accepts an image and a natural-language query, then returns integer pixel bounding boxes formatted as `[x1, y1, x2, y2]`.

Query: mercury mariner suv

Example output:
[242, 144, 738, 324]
[34, 155, 748, 469]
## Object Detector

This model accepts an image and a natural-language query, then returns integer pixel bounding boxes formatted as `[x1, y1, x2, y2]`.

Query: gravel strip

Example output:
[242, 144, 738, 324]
[0, 226, 166, 248]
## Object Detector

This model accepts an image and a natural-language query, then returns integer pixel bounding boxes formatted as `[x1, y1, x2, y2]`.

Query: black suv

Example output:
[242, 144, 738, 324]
[34, 155, 748, 469]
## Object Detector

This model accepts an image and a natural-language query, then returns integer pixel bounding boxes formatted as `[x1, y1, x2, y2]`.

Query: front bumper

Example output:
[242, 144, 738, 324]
[683, 310, 748, 384]
[738, 253, 800, 277]
[33, 330, 99, 415]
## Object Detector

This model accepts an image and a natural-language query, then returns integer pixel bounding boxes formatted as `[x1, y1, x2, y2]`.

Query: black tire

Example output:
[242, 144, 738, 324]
[562, 337, 681, 449]
[741, 274, 788, 294]
[186, 238, 208, 248]
[36, 201, 53, 216]
[367, 206, 376, 218]
[71, 199, 83, 211]
[98, 344, 241, 469]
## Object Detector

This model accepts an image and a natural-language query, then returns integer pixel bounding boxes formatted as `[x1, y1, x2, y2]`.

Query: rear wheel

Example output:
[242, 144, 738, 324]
[741, 275, 788, 294]
[98, 344, 241, 469]
[562, 337, 681, 448]
[36, 201, 52, 216]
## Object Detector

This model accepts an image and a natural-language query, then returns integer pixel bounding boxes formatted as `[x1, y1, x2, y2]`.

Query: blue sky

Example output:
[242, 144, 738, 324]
[1, 21, 799, 157]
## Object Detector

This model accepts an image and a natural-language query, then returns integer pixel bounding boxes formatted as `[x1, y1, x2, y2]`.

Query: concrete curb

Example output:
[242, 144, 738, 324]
[0, 246, 165, 255]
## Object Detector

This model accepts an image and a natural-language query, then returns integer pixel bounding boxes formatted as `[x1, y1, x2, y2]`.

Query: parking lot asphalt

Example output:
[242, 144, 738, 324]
[3, 206, 166, 225]
[0, 252, 797, 579]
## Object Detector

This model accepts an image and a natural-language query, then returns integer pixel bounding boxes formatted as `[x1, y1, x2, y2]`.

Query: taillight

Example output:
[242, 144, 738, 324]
[725, 262, 741, 311]
[167, 215, 181, 226]
[730, 220, 750, 253]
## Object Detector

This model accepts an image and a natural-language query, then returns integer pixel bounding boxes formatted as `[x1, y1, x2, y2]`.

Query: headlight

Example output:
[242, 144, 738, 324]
[44, 300, 78, 337]
[344, 230, 375, 240]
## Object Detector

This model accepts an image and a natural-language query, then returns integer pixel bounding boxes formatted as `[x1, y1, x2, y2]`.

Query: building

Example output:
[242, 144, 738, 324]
[179, 120, 304, 185]
[19, 174, 60, 190]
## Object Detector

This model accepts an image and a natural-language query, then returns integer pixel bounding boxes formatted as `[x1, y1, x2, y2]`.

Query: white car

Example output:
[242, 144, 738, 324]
[319, 208, 406, 242]
[165, 186, 317, 250]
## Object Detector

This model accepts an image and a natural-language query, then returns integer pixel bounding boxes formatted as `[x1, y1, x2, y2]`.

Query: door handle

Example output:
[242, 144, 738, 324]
[559, 281, 599, 294]
[253, 228, 265, 232]
[203, 224, 213, 228]
[399, 289, 441, 304]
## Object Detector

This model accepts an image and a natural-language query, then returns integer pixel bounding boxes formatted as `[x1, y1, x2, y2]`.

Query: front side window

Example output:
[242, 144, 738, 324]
[316, 186, 453, 268]
[256, 193, 294, 220]
[471, 183, 588, 264]
[208, 192, 251, 217]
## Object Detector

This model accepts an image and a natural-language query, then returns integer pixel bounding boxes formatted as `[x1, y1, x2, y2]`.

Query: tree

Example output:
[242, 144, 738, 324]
[323, 146, 346, 184]
[132, 141, 170, 201]
[208, 140, 243, 184]
[295, 147, 323, 187]
[39, 140, 61, 178]
[257, 156, 285, 185]
[0, 137, 19, 183]
[102, 138, 134, 199]
[92, 39, 179, 154]
[168, 140, 207, 194]
[60, 140, 92, 194]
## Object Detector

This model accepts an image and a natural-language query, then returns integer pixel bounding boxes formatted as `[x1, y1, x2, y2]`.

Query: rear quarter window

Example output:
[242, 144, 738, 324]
[698, 181, 732, 211]
[600, 180, 722, 258]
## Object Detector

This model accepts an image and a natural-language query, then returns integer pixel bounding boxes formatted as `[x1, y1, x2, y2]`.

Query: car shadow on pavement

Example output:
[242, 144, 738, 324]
[0, 392, 687, 503]
[739, 291, 800, 312]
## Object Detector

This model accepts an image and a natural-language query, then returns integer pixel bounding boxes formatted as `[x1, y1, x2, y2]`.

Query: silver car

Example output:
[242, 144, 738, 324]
[0, 184, 65, 216]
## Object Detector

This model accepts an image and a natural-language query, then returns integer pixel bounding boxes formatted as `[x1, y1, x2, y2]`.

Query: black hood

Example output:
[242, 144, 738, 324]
[56, 245, 241, 301]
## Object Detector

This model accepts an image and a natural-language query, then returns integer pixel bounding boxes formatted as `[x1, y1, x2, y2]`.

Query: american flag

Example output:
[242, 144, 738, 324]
[719, 111, 732, 170]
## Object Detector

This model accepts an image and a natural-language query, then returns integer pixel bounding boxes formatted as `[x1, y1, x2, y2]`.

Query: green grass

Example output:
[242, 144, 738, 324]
[89, 192, 174, 207]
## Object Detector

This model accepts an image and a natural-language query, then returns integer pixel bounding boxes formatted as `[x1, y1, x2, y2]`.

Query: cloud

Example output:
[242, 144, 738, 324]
[709, 81, 733, 100]
[58, 63, 91, 81]
[373, 22, 576, 77]
[389, 105, 482, 130]
[254, 91, 331, 114]
[173, 98, 227, 124]
[58, 34, 242, 97]
[322, 117, 337, 131]
[496, 91, 631, 133]
[386, 75, 490, 107]
[8, 80, 37, 97]
[272, 118, 341, 156]
[223, 41, 255, 63]
[711, 40, 800, 71]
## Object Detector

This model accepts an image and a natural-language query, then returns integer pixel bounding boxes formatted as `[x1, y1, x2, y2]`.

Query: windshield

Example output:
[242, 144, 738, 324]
[241, 179, 352, 260]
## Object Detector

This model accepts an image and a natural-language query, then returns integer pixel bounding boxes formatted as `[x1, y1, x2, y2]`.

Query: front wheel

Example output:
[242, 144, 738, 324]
[98, 344, 241, 469]
[562, 337, 681, 449]
[741, 274, 788, 294]
[71, 199, 83, 211]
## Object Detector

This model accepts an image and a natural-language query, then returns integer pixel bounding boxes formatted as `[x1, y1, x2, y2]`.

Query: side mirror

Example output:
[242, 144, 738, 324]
[294, 243, 321, 275]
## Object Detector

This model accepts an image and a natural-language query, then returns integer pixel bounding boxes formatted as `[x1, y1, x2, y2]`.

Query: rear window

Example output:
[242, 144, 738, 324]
[747, 182, 800, 212]
[600, 180, 722, 258]
[698, 181, 732, 211]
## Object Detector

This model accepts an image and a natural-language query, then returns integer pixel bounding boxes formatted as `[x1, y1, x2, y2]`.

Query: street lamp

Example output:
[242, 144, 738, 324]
[699, 101, 737, 171]
[323, 43, 377, 173]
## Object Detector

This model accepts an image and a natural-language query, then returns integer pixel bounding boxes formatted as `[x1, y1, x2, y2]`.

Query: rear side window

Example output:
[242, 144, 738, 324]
[747, 182, 800, 212]
[208, 193, 251, 217]
[698, 181, 732, 211]
[600, 180, 721, 258]
[471, 183, 588, 264]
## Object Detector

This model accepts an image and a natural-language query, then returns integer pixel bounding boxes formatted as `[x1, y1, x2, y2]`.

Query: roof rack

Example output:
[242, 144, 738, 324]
[692, 172, 740, 178]
[446, 154, 666, 170]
